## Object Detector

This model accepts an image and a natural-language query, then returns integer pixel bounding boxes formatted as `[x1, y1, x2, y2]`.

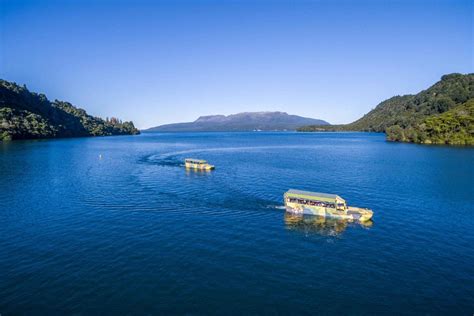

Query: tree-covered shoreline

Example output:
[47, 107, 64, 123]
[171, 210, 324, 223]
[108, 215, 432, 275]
[386, 99, 473, 145]
[297, 73, 474, 146]
[0, 79, 139, 141]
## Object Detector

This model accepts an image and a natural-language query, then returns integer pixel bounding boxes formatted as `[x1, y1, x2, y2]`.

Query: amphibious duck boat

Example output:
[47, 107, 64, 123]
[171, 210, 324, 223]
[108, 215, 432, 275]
[284, 189, 373, 222]
[185, 158, 215, 170]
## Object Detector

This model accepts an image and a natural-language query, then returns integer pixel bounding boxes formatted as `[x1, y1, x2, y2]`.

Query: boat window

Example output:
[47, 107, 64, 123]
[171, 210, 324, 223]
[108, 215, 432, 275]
[188, 160, 203, 164]
[287, 197, 339, 208]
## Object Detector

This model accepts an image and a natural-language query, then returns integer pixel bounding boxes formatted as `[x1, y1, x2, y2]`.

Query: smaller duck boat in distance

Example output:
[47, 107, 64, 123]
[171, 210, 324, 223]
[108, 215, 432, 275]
[284, 189, 373, 222]
[185, 158, 215, 171]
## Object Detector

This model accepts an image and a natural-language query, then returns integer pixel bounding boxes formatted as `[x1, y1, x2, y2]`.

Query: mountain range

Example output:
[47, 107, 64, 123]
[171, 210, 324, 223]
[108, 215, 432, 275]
[146, 112, 329, 132]
[2, 73, 472, 145]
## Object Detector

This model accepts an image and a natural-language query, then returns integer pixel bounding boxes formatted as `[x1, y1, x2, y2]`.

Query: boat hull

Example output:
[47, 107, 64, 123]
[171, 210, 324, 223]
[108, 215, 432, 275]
[285, 203, 373, 222]
[185, 162, 215, 170]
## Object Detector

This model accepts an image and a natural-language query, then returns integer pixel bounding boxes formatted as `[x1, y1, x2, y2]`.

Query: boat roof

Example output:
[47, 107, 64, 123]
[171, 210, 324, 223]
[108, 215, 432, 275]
[285, 189, 345, 202]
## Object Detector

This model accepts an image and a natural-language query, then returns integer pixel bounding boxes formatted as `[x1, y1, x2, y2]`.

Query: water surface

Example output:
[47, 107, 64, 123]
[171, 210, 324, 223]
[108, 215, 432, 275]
[0, 132, 473, 314]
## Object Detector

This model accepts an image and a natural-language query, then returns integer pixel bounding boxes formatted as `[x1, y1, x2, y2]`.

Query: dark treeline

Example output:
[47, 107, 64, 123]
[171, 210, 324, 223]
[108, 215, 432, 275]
[0, 79, 139, 141]
[298, 73, 474, 146]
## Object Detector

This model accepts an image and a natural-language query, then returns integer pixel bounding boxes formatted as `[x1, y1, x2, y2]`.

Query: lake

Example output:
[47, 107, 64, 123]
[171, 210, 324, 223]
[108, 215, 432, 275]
[0, 132, 473, 314]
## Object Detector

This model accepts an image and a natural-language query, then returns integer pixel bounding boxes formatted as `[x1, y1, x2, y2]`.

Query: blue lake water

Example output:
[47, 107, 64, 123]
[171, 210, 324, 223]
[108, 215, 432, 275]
[0, 132, 473, 314]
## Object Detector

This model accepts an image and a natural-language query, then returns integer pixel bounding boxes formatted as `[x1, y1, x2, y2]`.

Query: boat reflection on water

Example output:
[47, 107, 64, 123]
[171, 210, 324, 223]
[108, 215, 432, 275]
[284, 213, 373, 236]
[185, 168, 213, 176]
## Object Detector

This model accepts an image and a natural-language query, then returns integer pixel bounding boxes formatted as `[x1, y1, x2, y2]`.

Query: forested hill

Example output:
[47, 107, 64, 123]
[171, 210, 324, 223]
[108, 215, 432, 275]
[0, 80, 139, 141]
[297, 73, 474, 145]
[386, 98, 473, 145]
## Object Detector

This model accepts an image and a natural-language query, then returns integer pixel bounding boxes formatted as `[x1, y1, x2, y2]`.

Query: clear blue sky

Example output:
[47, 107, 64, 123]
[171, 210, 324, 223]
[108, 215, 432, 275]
[1, 0, 472, 128]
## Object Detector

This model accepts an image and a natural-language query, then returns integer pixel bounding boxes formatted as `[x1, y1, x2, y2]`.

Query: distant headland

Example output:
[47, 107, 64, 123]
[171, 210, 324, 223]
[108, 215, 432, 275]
[145, 111, 329, 132]
[0, 79, 140, 141]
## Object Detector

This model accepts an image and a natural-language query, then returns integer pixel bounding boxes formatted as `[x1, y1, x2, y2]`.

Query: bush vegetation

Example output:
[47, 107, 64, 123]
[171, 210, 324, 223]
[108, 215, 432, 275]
[386, 99, 473, 145]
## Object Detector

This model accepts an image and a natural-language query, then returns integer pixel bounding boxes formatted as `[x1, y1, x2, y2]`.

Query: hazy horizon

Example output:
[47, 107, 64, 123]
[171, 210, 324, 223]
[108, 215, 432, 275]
[1, 0, 472, 129]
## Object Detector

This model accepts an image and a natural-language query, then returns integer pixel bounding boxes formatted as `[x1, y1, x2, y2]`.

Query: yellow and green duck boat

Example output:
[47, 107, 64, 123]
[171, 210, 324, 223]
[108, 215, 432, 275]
[185, 158, 215, 171]
[284, 189, 373, 222]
